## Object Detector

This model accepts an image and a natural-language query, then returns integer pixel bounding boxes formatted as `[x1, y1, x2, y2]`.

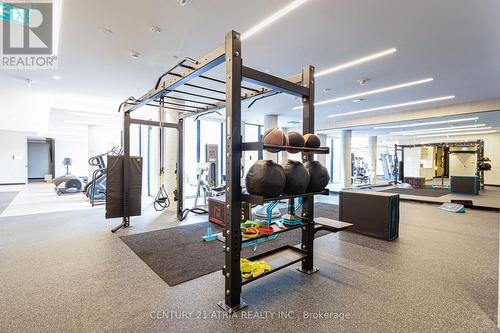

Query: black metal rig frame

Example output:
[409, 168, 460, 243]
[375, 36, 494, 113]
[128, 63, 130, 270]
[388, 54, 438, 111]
[394, 140, 486, 189]
[116, 31, 338, 311]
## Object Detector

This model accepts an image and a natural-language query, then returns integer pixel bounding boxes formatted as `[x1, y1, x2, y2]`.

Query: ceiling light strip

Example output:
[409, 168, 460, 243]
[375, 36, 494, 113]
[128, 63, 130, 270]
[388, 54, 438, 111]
[293, 78, 434, 110]
[416, 130, 496, 138]
[241, 0, 309, 41]
[315, 48, 397, 77]
[374, 117, 479, 129]
[391, 124, 487, 135]
[327, 95, 454, 118]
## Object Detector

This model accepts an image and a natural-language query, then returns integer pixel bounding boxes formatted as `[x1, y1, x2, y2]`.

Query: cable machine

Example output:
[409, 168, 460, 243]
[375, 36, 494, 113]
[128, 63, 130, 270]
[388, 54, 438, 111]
[112, 30, 352, 312]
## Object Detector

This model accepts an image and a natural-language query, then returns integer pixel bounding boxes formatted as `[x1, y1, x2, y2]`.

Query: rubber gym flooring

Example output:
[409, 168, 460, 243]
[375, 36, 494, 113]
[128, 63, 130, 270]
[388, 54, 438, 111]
[0, 198, 498, 332]
[0, 191, 18, 214]
[120, 203, 337, 286]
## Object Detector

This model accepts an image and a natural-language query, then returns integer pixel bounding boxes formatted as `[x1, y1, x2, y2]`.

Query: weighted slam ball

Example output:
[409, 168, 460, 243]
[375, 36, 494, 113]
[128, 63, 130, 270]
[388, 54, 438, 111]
[281, 159, 310, 194]
[304, 160, 330, 192]
[246, 160, 286, 198]
[303, 133, 321, 148]
[262, 128, 286, 153]
[286, 131, 305, 153]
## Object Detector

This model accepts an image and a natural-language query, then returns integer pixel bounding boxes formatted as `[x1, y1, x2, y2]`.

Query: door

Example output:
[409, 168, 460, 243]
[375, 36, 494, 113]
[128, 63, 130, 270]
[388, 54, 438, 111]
[28, 140, 51, 181]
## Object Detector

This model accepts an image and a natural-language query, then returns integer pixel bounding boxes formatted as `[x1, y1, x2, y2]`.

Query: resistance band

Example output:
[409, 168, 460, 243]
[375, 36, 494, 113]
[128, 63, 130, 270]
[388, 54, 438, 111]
[154, 98, 170, 211]
[240, 258, 272, 279]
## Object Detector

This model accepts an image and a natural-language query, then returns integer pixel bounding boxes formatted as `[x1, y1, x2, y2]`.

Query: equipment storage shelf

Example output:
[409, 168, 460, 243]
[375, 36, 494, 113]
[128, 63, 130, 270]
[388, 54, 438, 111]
[241, 189, 329, 205]
[241, 142, 329, 154]
[241, 223, 306, 245]
[119, 30, 340, 313]
[241, 245, 307, 285]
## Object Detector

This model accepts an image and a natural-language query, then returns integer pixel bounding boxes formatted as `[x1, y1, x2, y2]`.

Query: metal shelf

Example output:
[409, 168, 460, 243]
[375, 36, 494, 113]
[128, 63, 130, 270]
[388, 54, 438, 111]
[241, 189, 329, 205]
[241, 222, 306, 245]
[241, 142, 329, 154]
[241, 245, 307, 285]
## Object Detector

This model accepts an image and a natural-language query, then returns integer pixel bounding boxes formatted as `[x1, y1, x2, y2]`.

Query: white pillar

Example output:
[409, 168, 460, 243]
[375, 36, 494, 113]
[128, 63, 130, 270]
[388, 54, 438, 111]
[368, 136, 378, 184]
[263, 114, 278, 161]
[316, 134, 327, 166]
[163, 110, 179, 212]
[340, 130, 352, 188]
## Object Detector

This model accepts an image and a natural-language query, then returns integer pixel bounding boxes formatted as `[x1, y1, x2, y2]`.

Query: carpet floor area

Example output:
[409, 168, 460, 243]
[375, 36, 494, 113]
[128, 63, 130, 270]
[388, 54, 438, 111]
[380, 187, 450, 197]
[120, 202, 339, 286]
[0, 191, 18, 215]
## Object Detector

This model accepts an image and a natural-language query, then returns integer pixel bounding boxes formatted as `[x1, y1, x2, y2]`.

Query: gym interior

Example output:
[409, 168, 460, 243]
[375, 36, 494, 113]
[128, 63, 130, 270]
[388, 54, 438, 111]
[1, 1, 499, 332]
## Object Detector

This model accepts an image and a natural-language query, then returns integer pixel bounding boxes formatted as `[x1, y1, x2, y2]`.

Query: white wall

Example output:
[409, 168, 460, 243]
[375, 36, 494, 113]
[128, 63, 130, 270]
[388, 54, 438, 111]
[449, 153, 477, 176]
[0, 131, 29, 184]
[88, 125, 121, 179]
[403, 147, 421, 178]
[483, 133, 500, 185]
[54, 136, 88, 177]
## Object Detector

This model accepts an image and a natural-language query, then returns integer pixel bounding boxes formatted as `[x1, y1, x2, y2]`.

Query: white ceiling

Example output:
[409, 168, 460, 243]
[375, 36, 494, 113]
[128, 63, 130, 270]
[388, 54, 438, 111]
[320, 109, 500, 134]
[2, 0, 500, 129]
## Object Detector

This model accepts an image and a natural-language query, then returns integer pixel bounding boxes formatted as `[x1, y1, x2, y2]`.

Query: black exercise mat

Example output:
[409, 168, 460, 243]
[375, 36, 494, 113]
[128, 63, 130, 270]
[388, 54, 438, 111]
[0, 191, 18, 215]
[120, 202, 339, 286]
[380, 187, 450, 197]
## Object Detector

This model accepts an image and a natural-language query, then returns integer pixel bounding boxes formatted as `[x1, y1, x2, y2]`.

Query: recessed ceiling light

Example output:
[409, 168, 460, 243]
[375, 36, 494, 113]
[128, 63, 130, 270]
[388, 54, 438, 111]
[129, 51, 141, 59]
[178, 0, 193, 6]
[357, 78, 370, 86]
[294, 78, 434, 110]
[99, 28, 113, 35]
[150, 26, 162, 33]
[328, 95, 454, 118]
[416, 130, 496, 138]
[315, 49, 396, 78]
[52, 75, 61, 80]
[374, 117, 479, 129]
[241, 0, 309, 41]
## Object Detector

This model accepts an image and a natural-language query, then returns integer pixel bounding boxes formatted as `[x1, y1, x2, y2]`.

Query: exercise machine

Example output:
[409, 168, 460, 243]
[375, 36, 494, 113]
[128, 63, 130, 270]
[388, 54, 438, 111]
[351, 155, 370, 185]
[85, 146, 122, 206]
[53, 158, 84, 195]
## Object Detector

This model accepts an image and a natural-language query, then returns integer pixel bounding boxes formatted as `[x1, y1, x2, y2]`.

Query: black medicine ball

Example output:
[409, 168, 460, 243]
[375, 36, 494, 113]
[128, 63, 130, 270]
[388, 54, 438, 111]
[286, 131, 305, 153]
[281, 159, 310, 194]
[245, 160, 286, 198]
[303, 133, 321, 148]
[304, 160, 330, 192]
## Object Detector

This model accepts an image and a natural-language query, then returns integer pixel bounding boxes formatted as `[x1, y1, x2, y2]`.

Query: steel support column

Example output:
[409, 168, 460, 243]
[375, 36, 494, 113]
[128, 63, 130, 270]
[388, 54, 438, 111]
[218, 30, 246, 313]
[111, 111, 131, 233]
[176, 118, 184, 219]
[299, 65, 318, 274]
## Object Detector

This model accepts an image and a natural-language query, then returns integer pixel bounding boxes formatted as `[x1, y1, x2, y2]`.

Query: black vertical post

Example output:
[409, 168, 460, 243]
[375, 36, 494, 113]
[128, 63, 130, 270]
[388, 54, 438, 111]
[218, 30, 246, 313]
[299, 65, 318, 274]
[112, 111, 131, 232]
[123, 111, 131, 227]
[394, 144, 398, 184]
[177, 118, 184, 219]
